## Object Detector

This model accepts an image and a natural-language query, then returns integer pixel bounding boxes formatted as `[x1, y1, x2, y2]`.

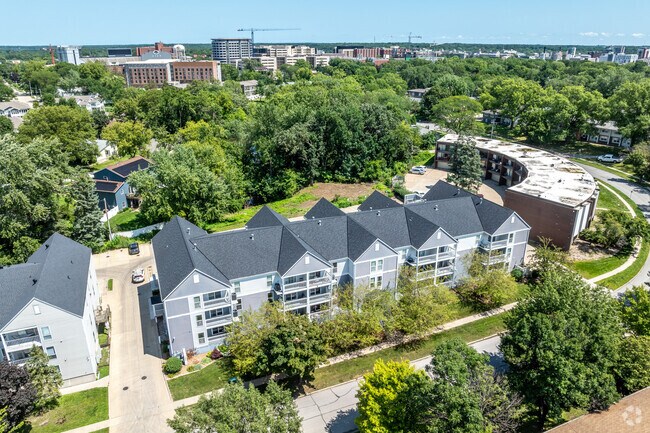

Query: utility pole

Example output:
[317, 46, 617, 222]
[104, 198, 113, 240]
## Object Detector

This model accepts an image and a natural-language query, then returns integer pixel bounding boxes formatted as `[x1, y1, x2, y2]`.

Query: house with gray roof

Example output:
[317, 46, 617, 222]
[93, 156, 151, 211]
[152, 181, 529, 356]
[0, 234, 101, 387]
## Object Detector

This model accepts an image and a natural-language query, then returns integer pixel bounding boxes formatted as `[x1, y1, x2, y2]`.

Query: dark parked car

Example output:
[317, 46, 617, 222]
[128, 242, 140, 255]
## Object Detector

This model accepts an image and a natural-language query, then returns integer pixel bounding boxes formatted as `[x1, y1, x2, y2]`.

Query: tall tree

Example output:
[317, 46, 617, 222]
[101, 121, 153, 157]
[619, 286, 650, 336]
[0, 406, 24, 433]
[0, 82, 13, 101]
[456, 251, 518, 310]
[446, 136, 483, 193]
[430, 95, 484, 136]
[356, 360, 428, 433]
[0, 362, 37, 430]
[17, 105, 97, 165]
[0, 116, 13, 135]
[610, 79, 650, 143]
[501, 268, 622, 425]
[614, 336, 650, 394]
[25, 346, 63, 412]
[168, 381, 301, 433]
[70, 173, 106, 250]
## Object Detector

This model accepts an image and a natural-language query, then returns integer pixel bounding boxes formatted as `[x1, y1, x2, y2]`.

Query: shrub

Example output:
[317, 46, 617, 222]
[210, 348, 223, 360]
[187, 365, 196, 373]
[186, 348, 197, 359]
[164, 357, 182, 374]
[511, 268, 524, 282]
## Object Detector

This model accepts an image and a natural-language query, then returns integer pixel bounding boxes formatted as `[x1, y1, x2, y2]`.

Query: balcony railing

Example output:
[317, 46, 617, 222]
[207, 333, 228, 342]
[203, 297, 229, 307]
[205, 315, 233, 326]
[480, 239, 508, 250]
[483, 255, 509, 265]
[437, 250, 455, 260]
[309, 292, 331, 304]
[436, 266, 454, 276]
[417, 255, 437, 265]
[282, 297, 309, 309]
[416, 270, 436, 281]
[309, 274, 332, 287]
[4, 335, 41, 347]
[283, 280, 308, 291]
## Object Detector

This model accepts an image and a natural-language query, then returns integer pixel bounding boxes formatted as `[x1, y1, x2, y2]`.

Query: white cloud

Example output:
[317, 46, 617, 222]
[633, 32, 645, 38]
[580, 32, 599, 37]
[600, 32, 612, 37]
[616, 33, 625, 37]
[457, 35, 464, 39]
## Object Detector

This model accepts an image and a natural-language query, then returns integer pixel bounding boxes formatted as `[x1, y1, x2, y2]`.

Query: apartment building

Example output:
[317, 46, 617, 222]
[56, 45, 81, 65]
[211, 38, 253, 65]
[0, 234, 101, 387]
[123, 59, 221, 87]
[582, 121, 632, 148]
[435, 134, 598, 250]
[153, 186, 529, 355]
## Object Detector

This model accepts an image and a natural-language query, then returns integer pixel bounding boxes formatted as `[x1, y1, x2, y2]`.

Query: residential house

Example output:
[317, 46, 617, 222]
[93, 156, 151, 212]
[481, 110, 513, 127]
[0, 101, 30, 118]
[407, 88, 429, 101]
[240, 80, 259, 99]
[0, 234, 101, 387]
[152, 186, 529, 355]
[582, 121, 632, 148]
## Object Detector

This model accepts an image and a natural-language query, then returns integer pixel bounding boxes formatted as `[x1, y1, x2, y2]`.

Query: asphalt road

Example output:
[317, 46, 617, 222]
[298, 335, 503, 433]
[574, 162, 650, 293]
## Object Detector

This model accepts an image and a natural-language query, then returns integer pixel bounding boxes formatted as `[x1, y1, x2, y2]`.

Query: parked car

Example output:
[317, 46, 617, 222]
[128, 242, 140, 255]
[410, 166, 426, 175]
[597, 154, 622, 163]
[132, 268, 145, 284]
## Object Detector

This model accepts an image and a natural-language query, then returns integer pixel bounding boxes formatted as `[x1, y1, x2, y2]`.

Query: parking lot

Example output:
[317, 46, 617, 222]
[405, 166, 506, 205]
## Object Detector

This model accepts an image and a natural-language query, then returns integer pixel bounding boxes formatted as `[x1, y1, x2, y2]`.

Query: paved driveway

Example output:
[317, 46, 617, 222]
[298, 335, 504, 433]
[94, 244, 175, 433]
[404, 167, 506, 205]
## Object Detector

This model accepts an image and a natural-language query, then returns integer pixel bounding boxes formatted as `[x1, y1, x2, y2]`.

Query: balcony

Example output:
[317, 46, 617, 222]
[436, 266, 454, 276]
[203, 297, 229, 307]
[417, 254, 437, 265]
[282, 297, 309, 310]
[205, 315, 233, 326]
[416, 269, 436, 281]
[309, 292, 331, 304]
[309, 273, 332, 287]
[479, 239, 508, 250]
[283, 280, 308, 292]
[482, 254, 509, 265]
[4, 335, 41, 347]
[207, 333, 228, 342]
[437, 250, 456, 260]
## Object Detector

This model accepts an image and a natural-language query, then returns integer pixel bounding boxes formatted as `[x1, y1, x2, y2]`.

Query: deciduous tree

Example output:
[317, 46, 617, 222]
[430, 95, 484, 136]
[101, 121, 153, 157]
[614, 336, 650, 394]
[0, 362, 37, 430]
[619, 286, 650, 336]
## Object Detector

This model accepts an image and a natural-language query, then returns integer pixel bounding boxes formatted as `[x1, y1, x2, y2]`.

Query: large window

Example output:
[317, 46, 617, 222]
[45, 347, 56, 359]
[208, 326, 226, 337]
[203, 291, 225, 302]
[418, 248, 436, 258]
[370, 259, 384, 272]
[370, 276, 383, 288]
[41, 327, 52, 341]
[196, 315, 203, 327]
[193, 296, 201, 309]
[198, 332, 205, 345]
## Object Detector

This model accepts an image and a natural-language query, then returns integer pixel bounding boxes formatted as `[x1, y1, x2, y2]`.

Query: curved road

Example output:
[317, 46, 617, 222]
[574, 162, 650, 293]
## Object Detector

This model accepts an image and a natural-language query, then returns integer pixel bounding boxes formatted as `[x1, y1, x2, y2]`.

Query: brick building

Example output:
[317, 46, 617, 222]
[123, 59, 221, 87]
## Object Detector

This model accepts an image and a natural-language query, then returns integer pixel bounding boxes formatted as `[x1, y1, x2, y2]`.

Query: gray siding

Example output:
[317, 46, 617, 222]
[240, 291, 269, 312]
[356, 240, 396, 263]
[166, 271, 230, 301]
[510, 243, 527, 268]
[166, 298, 190, 317]
[284, 253, 330, 277]
[514, 230, 528, 244]
[493, 214, 530, 236]
[419, 229, 456, 250]
[167, 315, 193, 354]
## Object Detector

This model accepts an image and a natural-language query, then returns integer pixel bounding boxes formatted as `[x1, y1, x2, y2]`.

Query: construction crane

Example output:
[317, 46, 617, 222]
[237, 28, 300, 46]
[408, 32, 422, 46]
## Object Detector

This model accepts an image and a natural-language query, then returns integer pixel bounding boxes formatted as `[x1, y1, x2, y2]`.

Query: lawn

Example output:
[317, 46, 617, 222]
[595, 180, 624, 210]
[108, 208, 149, 232]
[167, 359, 235, 401]
[309, 313, 506, 391]
[569, 253, 629, 280]
[28, 387, 108, 433]
[91, 155, 130, 171]
[98, 346, 110, 379]
[90, 429, 109, 433]
[411, 151, 435, 167]
[599, 239, 650, 289]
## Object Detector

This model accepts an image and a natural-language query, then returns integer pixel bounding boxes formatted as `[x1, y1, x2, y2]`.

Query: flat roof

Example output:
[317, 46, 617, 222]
[439, 134, 597, 208]
[123, 58, 177, 65]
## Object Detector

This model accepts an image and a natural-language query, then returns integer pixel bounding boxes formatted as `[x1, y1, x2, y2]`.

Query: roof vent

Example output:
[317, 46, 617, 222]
[478, 198, 483, 205]
[186, 227, 190, 235]
[456, 188, 460, 196]
[250, 233, 254, 241]
[376, 210, 381, 216]
[45, 244, 49, 249]
[318, 220, 322, 226]
[32, 278, 37, 285]
[192, 242, 197, 251]
[434, 205, 438, 211]
[369, 206, 373, 210]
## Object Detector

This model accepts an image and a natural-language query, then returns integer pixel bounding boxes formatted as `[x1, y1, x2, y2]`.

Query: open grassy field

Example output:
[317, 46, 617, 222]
[28, 388, 108, 433]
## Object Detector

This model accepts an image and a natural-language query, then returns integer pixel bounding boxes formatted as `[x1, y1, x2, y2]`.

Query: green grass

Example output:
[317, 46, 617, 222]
[309, 314, 506, 391]
[167, 359, 235, 401]
[108, 208, 149, 232]
[595, 180, 625, 210]
[569, 253, 629, 279]
[91, 155, 130, 171]
[98, 332, 108, 347]
[599, 239, 650, 289]
[411, 151, 435, 167]
[98, 347, 109, 379]
[107, 279, 113, 291]
[28, 388, 108, 433]
[90, 429, 109, 433]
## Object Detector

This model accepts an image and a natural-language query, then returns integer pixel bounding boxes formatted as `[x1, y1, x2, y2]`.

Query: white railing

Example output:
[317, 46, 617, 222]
[205, 315, 233, 326]
[309, 274, 332, 287]
[416, 270, 436, 281]
[436, 266, 454, 275]
[490, 239, 509, 248]
[203, 297, 229, 307]
[309, 293, 331, 303]
[283, 280, 308, 291]
[283, 298, 309, 309]
[4, 335, 40, 347]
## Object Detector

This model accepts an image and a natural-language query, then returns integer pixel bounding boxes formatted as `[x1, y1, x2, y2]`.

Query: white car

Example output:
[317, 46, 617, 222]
[597, 154, 622, 163]
[410, 166, 426, 175]
[132, 269, 145, 284]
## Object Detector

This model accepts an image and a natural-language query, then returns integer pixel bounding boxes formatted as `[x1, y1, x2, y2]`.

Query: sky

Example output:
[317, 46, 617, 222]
[4, 0, 650, 47]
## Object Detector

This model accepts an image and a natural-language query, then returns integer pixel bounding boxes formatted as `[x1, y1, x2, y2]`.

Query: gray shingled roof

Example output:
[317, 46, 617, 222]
[404, 207, 442, 249]
[0, 234, 91, 330]
[246, 206, 290, 228]
[348, 207, 412, 249]
[346, 218, 379, 261]
[407, 196, 485, 237]
[152, 216, 228, 299]
[288, 216, 349, 261]
[357, 191, 402, 211]
[304, 198, 345, 219]
[421, 181, 516, 234]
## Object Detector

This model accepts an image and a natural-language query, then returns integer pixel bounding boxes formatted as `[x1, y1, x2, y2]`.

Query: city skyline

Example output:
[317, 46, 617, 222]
[4, 0, 650, 46]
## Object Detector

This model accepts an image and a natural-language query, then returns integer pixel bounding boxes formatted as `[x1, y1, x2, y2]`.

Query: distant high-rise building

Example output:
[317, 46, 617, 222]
[638, 48, 650, 59]
[56, 45, 82, 65]
[569, 47, 577, 56]
[211, 38, 253, 65]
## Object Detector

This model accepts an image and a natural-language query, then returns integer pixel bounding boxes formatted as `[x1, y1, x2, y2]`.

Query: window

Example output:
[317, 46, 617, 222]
[41, 327, 52, 340]
[377, 276, 383, 287]
[370, 260, 383, 272]
[33, 305, 40, 315]
[234, 282, 241, 293]
[374, 242, 380, 251]
[332, 262, 338, 273]
[305, 256, 310, 265]
[198, 332, 205, 345]
[193, 296, 201, 309]
[236, 299, 242, 310]
[266, 275, 273, 288]
[45, 347, 56, 359]
[370, 261, 376, 273]
[377, 259, 383, 271]
[268, 291, 274, 302]
[196, 315, 203, 327]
